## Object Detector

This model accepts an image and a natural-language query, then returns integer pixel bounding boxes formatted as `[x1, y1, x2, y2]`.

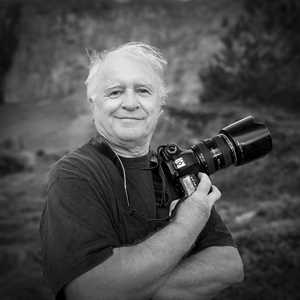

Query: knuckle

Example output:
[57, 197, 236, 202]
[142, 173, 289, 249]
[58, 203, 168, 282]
[207, 186, 218, 197]
[199, 173, 211, 186]
[201, 172, 209, 181]
[213, 187, 222, 199]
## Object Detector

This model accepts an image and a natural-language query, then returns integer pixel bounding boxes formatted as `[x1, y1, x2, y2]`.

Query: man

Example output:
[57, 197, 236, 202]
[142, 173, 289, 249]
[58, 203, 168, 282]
[40, 42, 244, 300]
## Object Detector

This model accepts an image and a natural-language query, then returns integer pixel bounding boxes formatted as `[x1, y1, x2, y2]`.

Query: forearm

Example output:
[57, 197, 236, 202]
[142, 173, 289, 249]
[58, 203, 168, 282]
[153, 246, 244, 300]
[114, 221, 200, 298]
[65, 220, 205, 300]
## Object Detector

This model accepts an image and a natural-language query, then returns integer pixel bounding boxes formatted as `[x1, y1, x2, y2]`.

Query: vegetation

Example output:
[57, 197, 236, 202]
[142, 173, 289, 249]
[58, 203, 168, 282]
[0, 2, 21, 104]
[199, 0, 300, 112]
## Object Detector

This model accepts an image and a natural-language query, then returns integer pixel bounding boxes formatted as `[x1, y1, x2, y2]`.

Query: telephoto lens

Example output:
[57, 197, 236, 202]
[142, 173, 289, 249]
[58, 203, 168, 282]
[157, 116, 272, 198]
[191, 116, 273, 175]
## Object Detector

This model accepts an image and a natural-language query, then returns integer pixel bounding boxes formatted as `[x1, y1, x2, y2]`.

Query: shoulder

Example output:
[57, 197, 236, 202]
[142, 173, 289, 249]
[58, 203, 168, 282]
[48, 140, 119, 186]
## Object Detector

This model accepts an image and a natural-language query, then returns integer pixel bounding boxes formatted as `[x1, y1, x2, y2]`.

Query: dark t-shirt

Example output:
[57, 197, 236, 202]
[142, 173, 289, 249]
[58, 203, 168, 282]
[39, 137, 235, 298]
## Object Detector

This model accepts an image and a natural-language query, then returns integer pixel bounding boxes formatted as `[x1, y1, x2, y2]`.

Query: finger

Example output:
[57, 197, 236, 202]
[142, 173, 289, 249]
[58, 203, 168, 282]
[207, 185, 222, 206]
[197, 173, 212, 195]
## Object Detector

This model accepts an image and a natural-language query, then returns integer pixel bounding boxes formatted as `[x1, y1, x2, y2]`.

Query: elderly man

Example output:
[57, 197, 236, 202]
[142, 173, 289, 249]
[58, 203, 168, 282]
[40, 42, 244, 300]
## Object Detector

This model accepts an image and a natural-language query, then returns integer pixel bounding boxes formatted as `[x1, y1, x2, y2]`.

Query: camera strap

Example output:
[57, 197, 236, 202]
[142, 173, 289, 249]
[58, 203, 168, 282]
[89, 134, 178, 223]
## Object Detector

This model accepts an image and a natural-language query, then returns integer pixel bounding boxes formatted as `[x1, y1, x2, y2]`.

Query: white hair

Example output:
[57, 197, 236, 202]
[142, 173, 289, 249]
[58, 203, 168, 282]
[85, 42, 168, 101]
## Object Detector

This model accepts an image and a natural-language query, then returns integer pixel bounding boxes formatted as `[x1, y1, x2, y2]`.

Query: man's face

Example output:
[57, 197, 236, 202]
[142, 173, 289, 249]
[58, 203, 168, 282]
[91, 52, 164, 148]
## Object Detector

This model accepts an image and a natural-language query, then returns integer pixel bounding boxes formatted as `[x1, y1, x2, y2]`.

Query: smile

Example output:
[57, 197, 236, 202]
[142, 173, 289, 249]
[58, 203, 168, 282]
[115, 117, 145, 120]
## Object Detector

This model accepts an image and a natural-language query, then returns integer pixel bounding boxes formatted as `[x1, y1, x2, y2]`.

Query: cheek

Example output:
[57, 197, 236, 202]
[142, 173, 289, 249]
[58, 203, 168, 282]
[143, 97, 162, 115]
[94, 99, 121, 116]
[147, 103, 163, 122]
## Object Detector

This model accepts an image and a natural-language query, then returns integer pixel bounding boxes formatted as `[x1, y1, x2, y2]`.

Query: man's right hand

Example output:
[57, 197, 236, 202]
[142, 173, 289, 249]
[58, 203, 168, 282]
[173, 172, 221, 235]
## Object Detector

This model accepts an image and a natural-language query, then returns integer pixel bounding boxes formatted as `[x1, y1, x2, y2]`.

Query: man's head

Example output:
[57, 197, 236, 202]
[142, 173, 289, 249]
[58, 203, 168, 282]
[85, 42, 168, 153]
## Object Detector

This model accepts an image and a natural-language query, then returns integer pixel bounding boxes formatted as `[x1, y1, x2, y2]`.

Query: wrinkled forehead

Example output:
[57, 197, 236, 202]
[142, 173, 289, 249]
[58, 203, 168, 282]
[101, 50, 164, 83]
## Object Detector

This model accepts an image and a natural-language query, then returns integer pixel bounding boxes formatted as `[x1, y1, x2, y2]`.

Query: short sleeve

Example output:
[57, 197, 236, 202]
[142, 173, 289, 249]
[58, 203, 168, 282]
[190, 206, 236, 254]
[39, 176, 121, 297]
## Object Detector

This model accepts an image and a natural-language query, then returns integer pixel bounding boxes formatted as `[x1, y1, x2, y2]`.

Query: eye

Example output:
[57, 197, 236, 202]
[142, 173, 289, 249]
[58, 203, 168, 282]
[137, 87, 151, 96]
[108, 89, 123, 98]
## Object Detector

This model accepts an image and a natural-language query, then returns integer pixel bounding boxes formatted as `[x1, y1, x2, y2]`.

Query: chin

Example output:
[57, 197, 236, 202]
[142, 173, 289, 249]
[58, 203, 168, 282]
[118, 133, 144, 142]
[116, 129, 148, 143]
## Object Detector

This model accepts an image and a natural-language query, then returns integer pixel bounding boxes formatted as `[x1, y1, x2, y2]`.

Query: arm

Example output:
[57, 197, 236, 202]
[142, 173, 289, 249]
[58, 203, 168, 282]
[153, 246, 244, 300]
[65, 174, 220, 300]
[65, 220, 199, 300]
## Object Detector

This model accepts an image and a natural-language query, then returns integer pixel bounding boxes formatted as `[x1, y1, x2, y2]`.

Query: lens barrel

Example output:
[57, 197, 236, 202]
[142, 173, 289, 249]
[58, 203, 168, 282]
[192, 116, 272, 175]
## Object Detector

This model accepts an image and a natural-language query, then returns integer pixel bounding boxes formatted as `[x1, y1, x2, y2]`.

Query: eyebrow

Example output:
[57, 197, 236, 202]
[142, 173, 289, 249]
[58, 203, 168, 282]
[104, 82, 155, 91]
[105, 84, 124, 90]
[135, 83, 154, 90]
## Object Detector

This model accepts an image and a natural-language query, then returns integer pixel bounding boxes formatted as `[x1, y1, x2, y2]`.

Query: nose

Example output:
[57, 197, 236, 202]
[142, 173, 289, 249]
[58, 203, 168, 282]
[121, 89, 140, 111]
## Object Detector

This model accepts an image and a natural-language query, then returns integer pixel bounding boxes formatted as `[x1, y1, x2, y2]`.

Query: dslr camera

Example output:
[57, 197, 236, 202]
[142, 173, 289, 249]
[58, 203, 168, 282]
[157, 116, 272, 198]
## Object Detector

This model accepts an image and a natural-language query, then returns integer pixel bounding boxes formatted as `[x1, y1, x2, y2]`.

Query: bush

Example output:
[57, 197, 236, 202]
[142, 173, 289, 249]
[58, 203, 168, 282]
[199, 0, 300, 112]
[215, 219, 300, 300]
[0, 138, 36, 176]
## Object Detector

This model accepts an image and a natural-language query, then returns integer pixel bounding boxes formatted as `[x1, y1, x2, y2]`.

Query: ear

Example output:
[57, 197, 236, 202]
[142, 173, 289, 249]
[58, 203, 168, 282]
[88, 97, 96, 109]
[160, 97, 167, 112]
[87, 97, 96, 114]
[159, 104, 164, 117]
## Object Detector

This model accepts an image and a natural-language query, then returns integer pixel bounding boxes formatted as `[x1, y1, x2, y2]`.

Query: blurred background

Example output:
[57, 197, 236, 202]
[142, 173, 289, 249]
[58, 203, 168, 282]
[0, 0, 299, 299]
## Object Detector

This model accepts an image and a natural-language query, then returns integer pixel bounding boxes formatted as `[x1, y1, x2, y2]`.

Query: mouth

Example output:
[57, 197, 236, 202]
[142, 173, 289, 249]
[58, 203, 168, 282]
[115, 116, 145, 120]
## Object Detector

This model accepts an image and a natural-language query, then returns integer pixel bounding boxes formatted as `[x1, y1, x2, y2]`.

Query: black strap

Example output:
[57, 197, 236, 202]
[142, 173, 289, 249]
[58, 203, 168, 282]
[89, 134, 174, 224]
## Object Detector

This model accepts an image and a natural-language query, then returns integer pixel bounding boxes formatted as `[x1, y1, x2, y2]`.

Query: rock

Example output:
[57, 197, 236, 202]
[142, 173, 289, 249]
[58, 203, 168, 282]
[0, 149, 36, 177]
[234, 210, 257, 225]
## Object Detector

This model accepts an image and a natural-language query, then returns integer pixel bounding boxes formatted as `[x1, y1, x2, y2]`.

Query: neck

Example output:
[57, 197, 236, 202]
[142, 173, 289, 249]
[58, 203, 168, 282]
[109, 142, 150, 158]
[97, 134, 150, 158]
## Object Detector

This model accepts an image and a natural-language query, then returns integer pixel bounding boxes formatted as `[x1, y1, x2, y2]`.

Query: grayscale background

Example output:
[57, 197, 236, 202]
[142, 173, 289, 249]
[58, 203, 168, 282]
[0, 0, 299, 299]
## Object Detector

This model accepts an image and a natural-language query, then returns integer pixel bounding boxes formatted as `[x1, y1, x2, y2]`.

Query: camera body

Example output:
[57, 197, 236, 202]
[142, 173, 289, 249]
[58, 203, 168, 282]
[157, 116, 272, 198]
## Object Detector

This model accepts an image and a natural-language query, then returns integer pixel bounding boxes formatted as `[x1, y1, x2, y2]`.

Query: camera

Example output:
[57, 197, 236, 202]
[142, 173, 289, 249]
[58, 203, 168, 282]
[157, 116, 272, 198]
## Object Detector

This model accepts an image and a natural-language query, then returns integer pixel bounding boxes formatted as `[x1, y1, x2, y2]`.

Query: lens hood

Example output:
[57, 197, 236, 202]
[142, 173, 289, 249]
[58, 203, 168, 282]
[220, 116, 272, 165]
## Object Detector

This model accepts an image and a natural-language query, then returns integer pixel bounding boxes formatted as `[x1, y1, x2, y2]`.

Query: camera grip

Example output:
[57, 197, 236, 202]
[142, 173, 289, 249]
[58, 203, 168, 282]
[180, 173, 213, 197]
[180, 174, 200, 197]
